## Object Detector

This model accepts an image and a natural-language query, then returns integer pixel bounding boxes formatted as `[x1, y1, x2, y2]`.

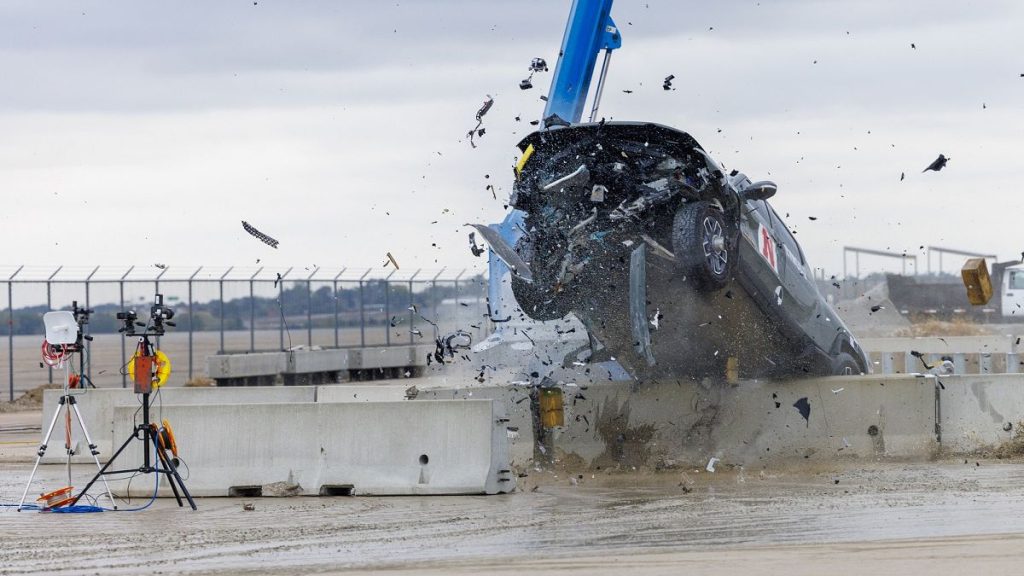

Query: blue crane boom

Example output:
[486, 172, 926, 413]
[543, 0, 622, 125]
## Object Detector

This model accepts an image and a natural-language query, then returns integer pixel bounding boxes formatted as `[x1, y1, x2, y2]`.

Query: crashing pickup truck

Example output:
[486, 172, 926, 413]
[506, 121, 869, 380]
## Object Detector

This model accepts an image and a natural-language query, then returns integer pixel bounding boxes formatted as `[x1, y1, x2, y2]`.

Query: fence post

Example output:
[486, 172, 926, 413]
[153, 266, 168, 351]
[119, 265, 134, 388]
[249, 267, 262, 352]
[218, 267, 233, 354]
[45, 266, 62, 385]
[187, 266, 202, 380]
[431, 268, 445, 326]
[307, 266, 319, 348]
[7, 265, 23, 402]
[333, 268, 346, 348]
[84, 266, 99, 385]
[384, 269, 397, 346]
[359, 269, 370, 348]
[278, 267, 293, 351]
[408, 269, 421, 344]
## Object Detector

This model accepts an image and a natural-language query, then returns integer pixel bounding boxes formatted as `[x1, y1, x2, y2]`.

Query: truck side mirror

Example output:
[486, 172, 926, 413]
[741, 181, 777, 201]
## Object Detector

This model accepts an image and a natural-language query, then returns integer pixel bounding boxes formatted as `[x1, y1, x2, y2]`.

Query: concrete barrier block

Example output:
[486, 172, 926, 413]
[109, 403, 321, 498]
[288, 349, 349, 374]
[41, 386, 318, 464]
[207, 352, 287, 379]
[938, 374, 1024, 453]
[316, 385, 409, 403]
[102, 398, 513, 498]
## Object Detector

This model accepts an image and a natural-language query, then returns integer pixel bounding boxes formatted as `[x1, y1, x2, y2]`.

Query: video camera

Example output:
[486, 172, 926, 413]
[117, 293, 175, 336]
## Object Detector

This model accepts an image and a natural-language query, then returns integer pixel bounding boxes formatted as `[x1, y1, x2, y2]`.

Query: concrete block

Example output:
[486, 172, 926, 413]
[207, 352, 287, 379]
[41, 386, 317, 464]
[316, 385, 409, 403]
[937, 374, 1024, 453]
[288, 349, 349, 374]
[103, 399, 513, 498]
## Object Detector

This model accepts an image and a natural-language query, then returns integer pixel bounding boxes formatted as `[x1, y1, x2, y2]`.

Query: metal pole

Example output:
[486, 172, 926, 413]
[306, 266, 319, 348]
[119, 265, 134, 388]
[7, 266, 23, 401]
[84, 266, 99, 385]
[278, 267, 293, 351]
[249, 267, 263, 352]
[359, 269, 370, 348]
[45, 266, 62, 384]
[187, 266, 203, 380]
[384, 269, 397, 346]
[431, 268, 445, 331]
[454, 269, 465, 308]
[333, 268, 346, 348]
[219, 267, 234, 353]
[153, 266, 168, 351]
[588, 49, 612, 122]
[408, 269, 421, 345]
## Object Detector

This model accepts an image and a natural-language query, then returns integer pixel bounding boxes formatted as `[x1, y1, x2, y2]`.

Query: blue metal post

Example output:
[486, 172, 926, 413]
[543, 0, 621, 125]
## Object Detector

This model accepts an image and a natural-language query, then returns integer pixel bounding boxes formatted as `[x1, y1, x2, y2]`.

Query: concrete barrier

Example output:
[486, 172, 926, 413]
[936, 374, 1024, 453]
[208, 345, 434, 386]
[315, 384, 409, 403]
[40, 386, 317, 464]
[861, 335, 1020, 375]
[104, 399, 514, 497]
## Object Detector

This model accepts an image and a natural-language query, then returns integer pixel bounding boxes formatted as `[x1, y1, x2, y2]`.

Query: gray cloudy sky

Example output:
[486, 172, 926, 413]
[1, 0, 1021, 283]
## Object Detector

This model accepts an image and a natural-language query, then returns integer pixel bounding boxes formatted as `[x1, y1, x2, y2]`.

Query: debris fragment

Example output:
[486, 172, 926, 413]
[870, 304, 884, 313]
[519, 57, 549, 90]
[274, 272, 283, 289]
[242, 502, 255, 511]
[922, 154, 949, 173]
[910, 350, 934, 370]
[831, 387, 844, 394]
[662, 74, 675, 90]
[469, 232, 486, 257]
[465, 223, 533, 281]
[383, 252, 400, 270]
[793, 397, 811, 426]
[242, 221, 280, 249]
[706, 457, 719, 472]
[467, 95, 494, 148]
[153, 263, 167, 269]
[775, 286, 783, 306]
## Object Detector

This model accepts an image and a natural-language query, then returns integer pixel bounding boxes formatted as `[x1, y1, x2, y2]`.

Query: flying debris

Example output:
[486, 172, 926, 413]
[910, 350, 934, 370]
[469, 232, 486, 257]
[900, 172, 905, 181]
[241, 220, 280, 249]
[519, 57, 549, 90]
[922, 154, 948, 173]
[274, 272, 282, 289]
[662, 74, 675, 90]
[467, 95, 494, 148]
[466, 223, 533, 282]
[793, 397, 811, 426]
[153, 263, 167, 269]
[383, 252, 400, 270]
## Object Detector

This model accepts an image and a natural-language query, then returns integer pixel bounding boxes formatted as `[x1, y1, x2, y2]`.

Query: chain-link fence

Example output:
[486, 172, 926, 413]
[1, 266, 489, 400]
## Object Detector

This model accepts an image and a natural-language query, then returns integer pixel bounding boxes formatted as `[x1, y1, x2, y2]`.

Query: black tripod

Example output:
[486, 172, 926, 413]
[71, 332, 196, 510]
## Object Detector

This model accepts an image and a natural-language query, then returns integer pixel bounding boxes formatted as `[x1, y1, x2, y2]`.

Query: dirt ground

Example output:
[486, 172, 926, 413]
[2, 409, 1024, 575]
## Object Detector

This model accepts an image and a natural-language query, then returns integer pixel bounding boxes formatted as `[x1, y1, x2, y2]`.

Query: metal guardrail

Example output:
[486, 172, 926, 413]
[1, 266, 488, 401]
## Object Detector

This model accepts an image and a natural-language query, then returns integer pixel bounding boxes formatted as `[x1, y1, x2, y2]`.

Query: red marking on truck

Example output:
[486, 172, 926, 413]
[759, 224, 778, 274]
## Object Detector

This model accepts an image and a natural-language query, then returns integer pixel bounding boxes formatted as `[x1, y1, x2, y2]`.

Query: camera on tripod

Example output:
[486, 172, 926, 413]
[117, 294, 175, 336]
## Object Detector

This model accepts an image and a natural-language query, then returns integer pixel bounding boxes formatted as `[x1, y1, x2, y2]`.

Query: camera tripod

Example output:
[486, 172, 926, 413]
[18, 304, 114, 511]
[71, 332, 196, 510]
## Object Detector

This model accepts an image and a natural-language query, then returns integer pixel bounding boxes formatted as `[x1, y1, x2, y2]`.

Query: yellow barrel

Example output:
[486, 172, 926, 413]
[539, 388, 564, 429]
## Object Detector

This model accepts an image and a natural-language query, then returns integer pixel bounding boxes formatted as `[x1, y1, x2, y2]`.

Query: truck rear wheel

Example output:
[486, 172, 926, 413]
[672, 201, 735, 290]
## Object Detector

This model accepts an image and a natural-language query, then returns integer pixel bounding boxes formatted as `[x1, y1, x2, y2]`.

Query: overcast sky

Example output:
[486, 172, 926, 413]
[1, 0, 1021, 285]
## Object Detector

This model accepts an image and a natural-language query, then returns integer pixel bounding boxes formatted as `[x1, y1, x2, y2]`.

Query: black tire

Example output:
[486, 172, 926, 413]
[831, 352, 861, 375]
[509, 235, 571, 321]
[672, 201, 735, 290]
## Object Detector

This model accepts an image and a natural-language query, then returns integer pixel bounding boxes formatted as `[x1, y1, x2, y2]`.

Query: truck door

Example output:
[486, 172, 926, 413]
[768, 206, 818, 321]
[1003, 267, 1024, 318]
[738, 199, 783, 301]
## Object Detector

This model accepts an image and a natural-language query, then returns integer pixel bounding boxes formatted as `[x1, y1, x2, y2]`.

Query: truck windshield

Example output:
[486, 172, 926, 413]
[1010, 270, 1024, 290]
